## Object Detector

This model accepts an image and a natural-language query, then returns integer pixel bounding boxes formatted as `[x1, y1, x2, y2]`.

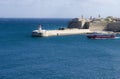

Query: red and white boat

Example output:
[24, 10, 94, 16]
[87, 32, 116, 39]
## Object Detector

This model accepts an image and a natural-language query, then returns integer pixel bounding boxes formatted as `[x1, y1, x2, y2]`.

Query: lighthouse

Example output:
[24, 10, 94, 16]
[38, 25, 42, 32]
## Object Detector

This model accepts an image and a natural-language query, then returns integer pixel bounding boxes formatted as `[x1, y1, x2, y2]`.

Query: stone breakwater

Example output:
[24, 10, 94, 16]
[32, 29, 92, 37]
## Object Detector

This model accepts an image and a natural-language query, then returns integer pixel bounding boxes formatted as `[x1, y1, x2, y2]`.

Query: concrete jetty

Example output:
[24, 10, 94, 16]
[32, 29, 92, 37]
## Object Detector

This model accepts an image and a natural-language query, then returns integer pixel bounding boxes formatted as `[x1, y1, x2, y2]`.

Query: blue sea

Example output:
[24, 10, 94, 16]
[0, 18, 120, 79]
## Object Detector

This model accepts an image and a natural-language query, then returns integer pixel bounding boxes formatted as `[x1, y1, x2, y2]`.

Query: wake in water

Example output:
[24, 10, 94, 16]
[87, 36, 120, 40]
[115, 37, 120, 39]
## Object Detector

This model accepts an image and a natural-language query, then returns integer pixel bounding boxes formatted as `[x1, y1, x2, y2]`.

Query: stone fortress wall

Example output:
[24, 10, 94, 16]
[107, 22, 120, 31]
[68, 18, 83, 29]
[89, 21, 107, 31]
[68, 18, 89, 29]
[67, 16, 120, 32]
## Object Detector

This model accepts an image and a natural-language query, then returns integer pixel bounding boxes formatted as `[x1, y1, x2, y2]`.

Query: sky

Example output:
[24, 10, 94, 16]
[0, 0, 120, 18]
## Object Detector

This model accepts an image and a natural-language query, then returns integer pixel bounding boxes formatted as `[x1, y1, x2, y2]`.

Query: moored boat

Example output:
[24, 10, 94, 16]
[87, 33, 116, 39]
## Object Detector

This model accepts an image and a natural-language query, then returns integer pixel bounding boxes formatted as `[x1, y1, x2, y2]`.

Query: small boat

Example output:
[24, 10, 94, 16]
[87, 32, 116, 39]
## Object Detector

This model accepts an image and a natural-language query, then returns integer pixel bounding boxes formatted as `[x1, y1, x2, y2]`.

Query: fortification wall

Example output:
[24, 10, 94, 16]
[107, 22, 120, 31]
[67, 21, 82, 29]
[89, 21, 108, 31]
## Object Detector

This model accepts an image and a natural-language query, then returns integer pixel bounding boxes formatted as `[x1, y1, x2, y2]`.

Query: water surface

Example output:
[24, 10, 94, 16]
[0, 18, 120, 79]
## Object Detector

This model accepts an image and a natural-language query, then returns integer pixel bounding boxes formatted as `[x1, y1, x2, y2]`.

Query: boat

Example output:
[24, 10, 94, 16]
[87, 32, 116, 39]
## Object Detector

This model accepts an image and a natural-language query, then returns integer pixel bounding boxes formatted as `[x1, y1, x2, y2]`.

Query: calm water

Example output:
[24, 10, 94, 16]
[0, 18, 120, 79]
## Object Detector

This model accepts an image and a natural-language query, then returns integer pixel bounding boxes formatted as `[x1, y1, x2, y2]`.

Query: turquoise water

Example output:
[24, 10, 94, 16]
[0, 18, 120, 79]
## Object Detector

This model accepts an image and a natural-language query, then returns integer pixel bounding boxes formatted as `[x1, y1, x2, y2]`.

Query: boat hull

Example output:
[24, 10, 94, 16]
[87, 35, 115, 39]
